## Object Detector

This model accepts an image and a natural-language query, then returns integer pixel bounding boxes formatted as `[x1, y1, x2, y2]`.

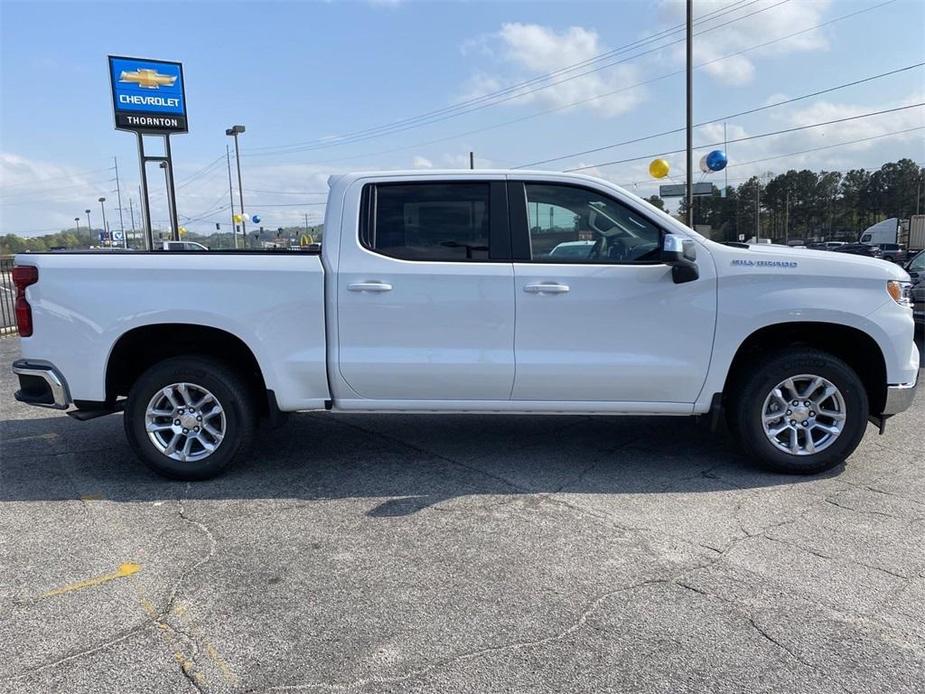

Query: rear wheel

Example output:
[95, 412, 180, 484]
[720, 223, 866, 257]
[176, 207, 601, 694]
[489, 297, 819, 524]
[124, 356, 256, 480]
[729, 348, 869, 474]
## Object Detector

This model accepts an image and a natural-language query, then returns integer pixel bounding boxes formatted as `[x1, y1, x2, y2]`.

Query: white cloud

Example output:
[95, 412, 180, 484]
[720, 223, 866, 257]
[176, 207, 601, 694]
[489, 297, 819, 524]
[662, 0, 832, 86]
[460, 23, 647, 117]
[412, 155, 433, 169]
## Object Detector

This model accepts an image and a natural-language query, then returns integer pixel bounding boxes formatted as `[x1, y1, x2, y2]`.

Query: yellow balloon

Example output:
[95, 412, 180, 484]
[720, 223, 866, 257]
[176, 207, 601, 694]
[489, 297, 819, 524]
[649, 158, 670, 179]
[233, 214, 243, 224]
[179, 226, 187, 236]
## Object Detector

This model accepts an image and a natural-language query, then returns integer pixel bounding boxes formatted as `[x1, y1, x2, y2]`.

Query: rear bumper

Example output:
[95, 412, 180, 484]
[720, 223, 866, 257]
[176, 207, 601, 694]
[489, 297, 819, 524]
[12, 359, 70, 409]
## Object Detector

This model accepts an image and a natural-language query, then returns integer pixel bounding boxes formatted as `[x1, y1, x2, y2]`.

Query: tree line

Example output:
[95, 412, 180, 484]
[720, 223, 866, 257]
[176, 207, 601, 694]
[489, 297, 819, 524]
[647, 158, 923, 242]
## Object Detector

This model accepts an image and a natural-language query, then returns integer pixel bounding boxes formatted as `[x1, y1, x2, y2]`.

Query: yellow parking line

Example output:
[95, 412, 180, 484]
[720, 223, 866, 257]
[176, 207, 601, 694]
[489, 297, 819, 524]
[42, 563, 140, 598]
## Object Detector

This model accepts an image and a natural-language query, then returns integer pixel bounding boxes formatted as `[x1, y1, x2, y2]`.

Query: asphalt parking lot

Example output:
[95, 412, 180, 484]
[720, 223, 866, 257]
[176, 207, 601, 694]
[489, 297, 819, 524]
[1, 335, 923, 694]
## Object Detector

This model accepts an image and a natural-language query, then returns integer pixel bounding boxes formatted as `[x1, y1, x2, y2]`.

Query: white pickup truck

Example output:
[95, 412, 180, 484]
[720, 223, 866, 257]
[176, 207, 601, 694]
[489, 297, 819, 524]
[10, 170, 919, 479]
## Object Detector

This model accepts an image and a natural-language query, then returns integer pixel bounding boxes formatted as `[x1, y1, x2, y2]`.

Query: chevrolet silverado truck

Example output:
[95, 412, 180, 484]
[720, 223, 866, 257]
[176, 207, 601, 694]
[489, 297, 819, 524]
[10, 171, 919, 479]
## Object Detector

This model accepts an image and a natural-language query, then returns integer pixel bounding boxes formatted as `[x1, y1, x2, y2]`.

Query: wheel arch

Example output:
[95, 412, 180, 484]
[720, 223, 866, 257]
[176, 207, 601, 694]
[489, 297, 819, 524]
[105, 323, 272, 414]
[722, 321, 887, 415]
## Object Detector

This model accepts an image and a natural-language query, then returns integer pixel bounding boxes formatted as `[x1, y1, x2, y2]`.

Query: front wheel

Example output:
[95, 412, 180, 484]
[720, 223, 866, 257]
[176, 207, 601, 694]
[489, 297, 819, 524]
[124, 356, 257, 480]
[729, 348, 869, 475]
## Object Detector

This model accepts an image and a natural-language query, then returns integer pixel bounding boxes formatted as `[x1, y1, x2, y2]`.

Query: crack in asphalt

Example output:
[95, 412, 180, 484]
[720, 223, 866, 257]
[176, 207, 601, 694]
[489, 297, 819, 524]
[0, 625, 149, 683]
[255, 576, 676, 692]
[672, 580, 851, 693]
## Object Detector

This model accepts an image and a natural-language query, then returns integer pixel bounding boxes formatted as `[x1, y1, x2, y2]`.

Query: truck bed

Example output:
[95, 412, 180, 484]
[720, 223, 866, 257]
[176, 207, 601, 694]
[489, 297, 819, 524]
[15, 251, 330, 410]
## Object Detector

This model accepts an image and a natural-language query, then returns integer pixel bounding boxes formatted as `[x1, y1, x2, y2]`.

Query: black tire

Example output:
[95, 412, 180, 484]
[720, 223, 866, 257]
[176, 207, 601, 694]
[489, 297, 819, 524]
[124, 356, 256, 480]
[728, 348, 869, 475]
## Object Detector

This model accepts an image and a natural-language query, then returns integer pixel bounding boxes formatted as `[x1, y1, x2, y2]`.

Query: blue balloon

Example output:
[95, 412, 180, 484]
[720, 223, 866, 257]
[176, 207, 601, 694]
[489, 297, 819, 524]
[251, 214, 261, 224]
[705, 150, 727, 172]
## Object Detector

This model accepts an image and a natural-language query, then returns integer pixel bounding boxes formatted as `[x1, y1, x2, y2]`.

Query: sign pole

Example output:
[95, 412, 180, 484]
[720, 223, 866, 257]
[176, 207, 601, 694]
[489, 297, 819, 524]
[164, 135, 180, 242]
[136, 133, 154, 250]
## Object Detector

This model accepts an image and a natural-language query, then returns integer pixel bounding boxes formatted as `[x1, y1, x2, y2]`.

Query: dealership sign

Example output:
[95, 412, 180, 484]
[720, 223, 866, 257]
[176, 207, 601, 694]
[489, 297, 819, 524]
[109, 55, 187, 133]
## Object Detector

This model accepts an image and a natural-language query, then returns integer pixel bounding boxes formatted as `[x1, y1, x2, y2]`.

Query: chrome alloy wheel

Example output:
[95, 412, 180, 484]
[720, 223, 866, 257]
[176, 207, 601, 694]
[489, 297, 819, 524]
[761, 374, 847, 456]
[144, 383, 226, 462]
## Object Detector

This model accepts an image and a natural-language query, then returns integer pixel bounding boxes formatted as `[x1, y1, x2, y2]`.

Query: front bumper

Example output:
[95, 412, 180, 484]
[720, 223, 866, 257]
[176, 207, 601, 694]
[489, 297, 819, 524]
[882, 378, 918, 416]
[12, 359, 70, 409]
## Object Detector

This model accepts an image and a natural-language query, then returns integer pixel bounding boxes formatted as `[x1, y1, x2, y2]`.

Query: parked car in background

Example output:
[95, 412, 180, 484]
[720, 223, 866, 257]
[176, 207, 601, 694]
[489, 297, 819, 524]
[163, 240, 208, 251]
[832, 243, 882, 258]
[547, 240, 595, 259]
[806, 241, 846, 251]
[877, 243, 906, 263]
[905, 250, 925, 329]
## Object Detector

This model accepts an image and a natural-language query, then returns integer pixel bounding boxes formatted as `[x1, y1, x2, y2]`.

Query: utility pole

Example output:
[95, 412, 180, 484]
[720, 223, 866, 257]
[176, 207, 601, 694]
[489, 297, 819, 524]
[784, 188, 790, 244]
[755, 180, 760, 239]
[685, 0, 693, 228]
[113, 157, 126, 248]
[226, 144, 239, 248]
[304, 213, 309, 237]
[469, 151, 475, 170]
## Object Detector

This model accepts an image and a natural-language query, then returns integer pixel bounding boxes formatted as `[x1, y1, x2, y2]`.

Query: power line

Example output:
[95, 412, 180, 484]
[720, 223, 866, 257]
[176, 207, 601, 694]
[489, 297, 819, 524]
[245, 0, 899, 164]
[0, 165, 113, 192]
[244, 189, 328, 195]
[564, 102, 925, 172]
[247, 0, 793, 155]
[516, 62, 925, 168]
[617, 126, 925, 188]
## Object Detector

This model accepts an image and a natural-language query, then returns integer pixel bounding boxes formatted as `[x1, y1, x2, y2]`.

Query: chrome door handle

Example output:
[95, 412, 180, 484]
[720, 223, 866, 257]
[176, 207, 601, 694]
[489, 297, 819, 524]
[523, 282, 570, 294]
[348, 281, 393, 292]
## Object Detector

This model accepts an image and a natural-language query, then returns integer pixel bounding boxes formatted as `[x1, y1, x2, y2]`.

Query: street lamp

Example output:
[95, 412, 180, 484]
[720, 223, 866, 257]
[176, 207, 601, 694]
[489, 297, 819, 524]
[98, 197, 108, 247]
[74, 217, 81, 233]
[225, 125, 247, 242]
[85, 208, 92, 233]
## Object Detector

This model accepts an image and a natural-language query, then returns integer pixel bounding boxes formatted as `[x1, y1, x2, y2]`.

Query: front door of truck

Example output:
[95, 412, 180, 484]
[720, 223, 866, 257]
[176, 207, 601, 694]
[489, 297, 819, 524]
[508, 180, 716, 404]
[336, 179, 515, 401]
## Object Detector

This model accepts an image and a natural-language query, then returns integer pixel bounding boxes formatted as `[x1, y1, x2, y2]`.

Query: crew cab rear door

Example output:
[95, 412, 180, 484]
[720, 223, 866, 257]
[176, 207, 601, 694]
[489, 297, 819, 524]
[507, 179, 716, 405]
[335, 178, 514, 401]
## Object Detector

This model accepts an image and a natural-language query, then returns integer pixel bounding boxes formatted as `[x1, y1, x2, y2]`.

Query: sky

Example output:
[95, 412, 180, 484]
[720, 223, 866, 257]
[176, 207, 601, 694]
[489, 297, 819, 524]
[1, 0, 924, 236]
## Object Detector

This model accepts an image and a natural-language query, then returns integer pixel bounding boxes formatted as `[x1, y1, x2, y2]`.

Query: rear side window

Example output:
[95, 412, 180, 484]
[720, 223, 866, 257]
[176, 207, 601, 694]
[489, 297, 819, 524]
[361, 182, 490, 261]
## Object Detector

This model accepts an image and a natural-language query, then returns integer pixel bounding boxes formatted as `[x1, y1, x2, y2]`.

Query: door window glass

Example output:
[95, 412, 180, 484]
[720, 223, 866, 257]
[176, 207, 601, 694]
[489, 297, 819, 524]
[524, 183, 661, 263]
[364, 183, 490, 261]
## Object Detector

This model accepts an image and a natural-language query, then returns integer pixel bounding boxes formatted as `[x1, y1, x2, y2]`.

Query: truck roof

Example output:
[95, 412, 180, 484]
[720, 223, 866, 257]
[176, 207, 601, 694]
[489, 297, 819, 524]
[327, 169, 616, 189]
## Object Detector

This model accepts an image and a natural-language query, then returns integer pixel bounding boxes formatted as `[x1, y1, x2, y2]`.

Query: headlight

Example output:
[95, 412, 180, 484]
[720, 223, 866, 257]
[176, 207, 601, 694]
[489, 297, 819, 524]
[886, 280, 913, 308]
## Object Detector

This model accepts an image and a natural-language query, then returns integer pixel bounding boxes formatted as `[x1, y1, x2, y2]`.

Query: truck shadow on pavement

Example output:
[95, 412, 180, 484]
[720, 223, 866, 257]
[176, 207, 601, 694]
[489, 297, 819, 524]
[0, 410, 842, 515]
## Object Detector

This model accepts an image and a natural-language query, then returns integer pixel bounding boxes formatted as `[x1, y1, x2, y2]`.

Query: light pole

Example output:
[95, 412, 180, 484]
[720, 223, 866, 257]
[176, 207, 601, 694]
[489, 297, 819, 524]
[98, 197, 109, 247]
[74, 217, 81, 234]
[226, 125, 247, 242]
[85, 208, 92, 233]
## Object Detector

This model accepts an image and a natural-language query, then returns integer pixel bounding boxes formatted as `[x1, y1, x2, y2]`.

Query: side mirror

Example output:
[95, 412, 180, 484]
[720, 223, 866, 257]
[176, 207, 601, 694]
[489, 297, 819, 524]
[662, 234, 699, 284]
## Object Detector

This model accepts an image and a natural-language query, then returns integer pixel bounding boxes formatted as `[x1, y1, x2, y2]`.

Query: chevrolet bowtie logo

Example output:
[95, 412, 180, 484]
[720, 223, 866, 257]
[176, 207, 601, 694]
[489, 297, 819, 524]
[119, 68, 177, 89]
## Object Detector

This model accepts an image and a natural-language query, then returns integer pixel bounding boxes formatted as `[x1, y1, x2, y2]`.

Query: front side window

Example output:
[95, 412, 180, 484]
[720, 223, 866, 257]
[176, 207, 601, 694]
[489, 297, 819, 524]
[363, 182, 490, 261]
[524, 183, 661, 263]
[861, 234, 872, 242]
